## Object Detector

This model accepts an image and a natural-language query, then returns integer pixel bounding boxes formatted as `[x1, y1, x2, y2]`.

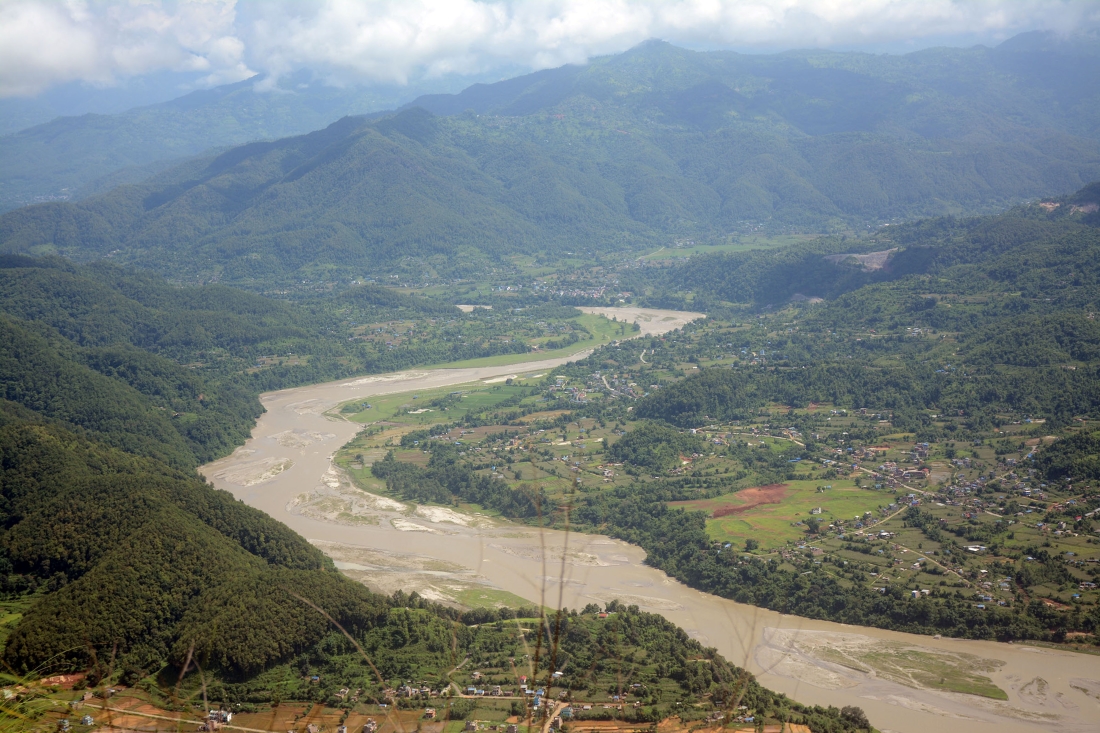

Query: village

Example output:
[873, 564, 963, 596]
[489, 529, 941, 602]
[333, 337, 1099, 621]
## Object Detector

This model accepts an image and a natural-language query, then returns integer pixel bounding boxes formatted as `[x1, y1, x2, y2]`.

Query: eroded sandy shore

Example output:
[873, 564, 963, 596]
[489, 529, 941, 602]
[200, 307, 1100, 733]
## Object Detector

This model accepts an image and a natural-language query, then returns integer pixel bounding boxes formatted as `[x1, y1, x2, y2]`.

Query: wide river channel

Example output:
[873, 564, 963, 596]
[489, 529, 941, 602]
[201, 307, 1100, 733]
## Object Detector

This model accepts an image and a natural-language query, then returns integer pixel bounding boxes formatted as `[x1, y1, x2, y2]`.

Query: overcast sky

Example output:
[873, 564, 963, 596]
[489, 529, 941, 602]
[2, 0, 1098, 98]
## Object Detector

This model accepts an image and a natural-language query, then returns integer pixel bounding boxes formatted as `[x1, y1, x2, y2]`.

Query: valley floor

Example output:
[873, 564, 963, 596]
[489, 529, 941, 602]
[197, 308, 1100, 733]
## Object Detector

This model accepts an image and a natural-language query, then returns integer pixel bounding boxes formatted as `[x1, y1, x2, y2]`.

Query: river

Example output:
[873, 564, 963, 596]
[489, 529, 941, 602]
[200, 307, 1100, 733]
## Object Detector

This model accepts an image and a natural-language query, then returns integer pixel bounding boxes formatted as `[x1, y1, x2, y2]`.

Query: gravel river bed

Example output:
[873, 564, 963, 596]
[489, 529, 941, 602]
[201, 307, 1100, 733]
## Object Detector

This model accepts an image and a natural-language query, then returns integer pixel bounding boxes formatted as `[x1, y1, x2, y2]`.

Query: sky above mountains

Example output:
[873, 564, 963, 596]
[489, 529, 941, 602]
[3, 0, 1099, 102]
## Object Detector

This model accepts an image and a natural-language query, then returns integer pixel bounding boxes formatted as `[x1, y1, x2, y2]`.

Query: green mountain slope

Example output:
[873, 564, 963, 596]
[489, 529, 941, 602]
[3, 34, 1100, 285]
[0, 414, 370, 675]
[631, 182, 1100, 426]
[0, 71, 510, 213]
[650, 179, 1100, 309]
[0, 256, 536, 468]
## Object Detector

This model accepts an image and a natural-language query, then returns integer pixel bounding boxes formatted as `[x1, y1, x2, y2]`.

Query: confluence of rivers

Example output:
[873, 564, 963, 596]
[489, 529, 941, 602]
[201, 307, 1100, 733]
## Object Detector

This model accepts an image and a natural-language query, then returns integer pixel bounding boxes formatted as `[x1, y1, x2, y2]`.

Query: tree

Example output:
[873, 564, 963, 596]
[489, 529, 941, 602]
[805, 517, 822, 534]
[840, 706, 870, 730]
[744, 539, 759, 552]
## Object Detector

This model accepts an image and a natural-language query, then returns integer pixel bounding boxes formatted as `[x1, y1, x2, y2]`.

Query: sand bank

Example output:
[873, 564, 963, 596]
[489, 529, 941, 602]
[200, 307, 1099, 733]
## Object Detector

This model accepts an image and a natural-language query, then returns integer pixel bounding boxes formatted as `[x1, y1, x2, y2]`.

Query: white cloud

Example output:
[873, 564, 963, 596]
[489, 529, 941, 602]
[0, 0, 253, 97]
[3, 0, 1099, 98]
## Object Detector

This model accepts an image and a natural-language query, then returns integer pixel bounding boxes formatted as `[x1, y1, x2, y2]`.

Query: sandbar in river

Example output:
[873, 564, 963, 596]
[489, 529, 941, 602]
[200, 307, 1100, 733]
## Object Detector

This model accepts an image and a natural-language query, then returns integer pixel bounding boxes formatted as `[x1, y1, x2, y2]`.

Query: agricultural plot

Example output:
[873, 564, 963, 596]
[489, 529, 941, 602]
[340, 378, 547, 425]
[672, 480, 892, 550]
[639, 234, 816, 261]
[326, 308, 1100, 641]
[427, 313, 629, 369]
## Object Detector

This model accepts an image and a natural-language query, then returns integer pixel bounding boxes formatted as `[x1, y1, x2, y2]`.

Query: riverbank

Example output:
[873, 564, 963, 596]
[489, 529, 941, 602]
[200, 308, 1100, 733]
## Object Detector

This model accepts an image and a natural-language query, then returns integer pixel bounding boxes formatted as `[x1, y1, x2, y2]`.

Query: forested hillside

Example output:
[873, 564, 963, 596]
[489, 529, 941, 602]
[0, 255, 577, 472]
[0, 257, 426, 679]
[3, 33, 1099, 285]
[0, 71, 486, 213]
[0, 282, 864, 733]
[0, 413, 374, 677]
[642, 179, 1100, 306]
[635, 184, 1100, 427]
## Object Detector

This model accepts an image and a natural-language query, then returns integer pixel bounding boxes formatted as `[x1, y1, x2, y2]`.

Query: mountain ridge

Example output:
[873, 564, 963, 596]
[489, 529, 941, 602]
[3, 33, 1100, 285]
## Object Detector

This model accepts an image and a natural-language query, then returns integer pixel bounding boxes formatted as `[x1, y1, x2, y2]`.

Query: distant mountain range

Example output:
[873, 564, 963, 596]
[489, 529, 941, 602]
[3, 32, 1100, 284]
[0, 69, 511, 212]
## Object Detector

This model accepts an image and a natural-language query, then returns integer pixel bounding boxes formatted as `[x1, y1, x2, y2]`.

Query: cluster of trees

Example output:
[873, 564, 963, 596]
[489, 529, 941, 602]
[372, 445, 544, 519]
[636, 360, 1100, 434]
[0, 411, 396, 678]
[607, 420, 705, 470]
[1034, 430, 1100, 481]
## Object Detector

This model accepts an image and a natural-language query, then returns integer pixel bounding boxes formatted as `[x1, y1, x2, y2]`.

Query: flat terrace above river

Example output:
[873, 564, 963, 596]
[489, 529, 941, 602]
[200, 307, 1100, 733]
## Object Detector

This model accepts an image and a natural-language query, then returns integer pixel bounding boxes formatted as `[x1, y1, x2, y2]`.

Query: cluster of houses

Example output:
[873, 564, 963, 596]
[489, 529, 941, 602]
[548, 381, 590, 404]
[196, 710, 232, 731]
[463, 684, 515, 697]
[872, 462, 931, 486]
[388, 684, 443, 699]
[463, 723, 520, 733]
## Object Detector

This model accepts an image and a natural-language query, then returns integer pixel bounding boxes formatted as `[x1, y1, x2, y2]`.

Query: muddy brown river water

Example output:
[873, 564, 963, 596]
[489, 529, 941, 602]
[200, 307, 1100, 733]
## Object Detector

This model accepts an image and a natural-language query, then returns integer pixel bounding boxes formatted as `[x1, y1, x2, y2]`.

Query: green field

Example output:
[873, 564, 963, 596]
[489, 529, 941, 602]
[454, 587, 534, 609]
[673, 479, 892, 550]
[339, 376, 548, 425]
[422, 312, 627, 368]
[640, 234, 818, 260]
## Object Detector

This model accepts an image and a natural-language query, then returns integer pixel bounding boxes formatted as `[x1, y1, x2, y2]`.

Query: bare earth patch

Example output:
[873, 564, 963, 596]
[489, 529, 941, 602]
[212, 456, 293, 486]
[270, 429, 336, 447]
[711, 484, 789, 517]
[311, 540, 526, 608]
[415, 504, 495, 527]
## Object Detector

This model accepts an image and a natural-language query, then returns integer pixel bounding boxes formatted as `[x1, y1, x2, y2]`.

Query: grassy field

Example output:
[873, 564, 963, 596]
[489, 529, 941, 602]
[341, 377, 547, 425]
[421, 313, 626, 369]
[640, 234, 818, 260]
[672, 479, 892, 550]
[454, 587, 534, 609]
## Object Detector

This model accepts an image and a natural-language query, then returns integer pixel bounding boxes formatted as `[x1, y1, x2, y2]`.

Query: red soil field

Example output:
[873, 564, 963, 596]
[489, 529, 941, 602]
[710, 484, 789, 517]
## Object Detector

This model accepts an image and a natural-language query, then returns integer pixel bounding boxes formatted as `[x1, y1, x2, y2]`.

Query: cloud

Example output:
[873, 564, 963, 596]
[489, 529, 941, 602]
[3, 0, 1099, 98]
[0, 0, 253, 97]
